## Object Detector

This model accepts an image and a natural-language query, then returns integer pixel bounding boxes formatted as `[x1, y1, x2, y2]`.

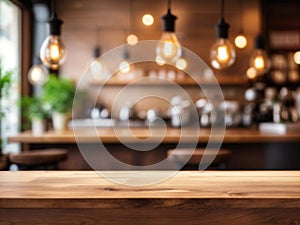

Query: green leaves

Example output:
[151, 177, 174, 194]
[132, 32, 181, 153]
[0, 61, 12, 100]
[42, 74, 76, 113]
[21, 96, 49, 120]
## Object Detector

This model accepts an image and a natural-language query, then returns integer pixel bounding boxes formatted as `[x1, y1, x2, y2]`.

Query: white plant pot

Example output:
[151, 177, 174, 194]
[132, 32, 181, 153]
[32, 118, 46, 136]
[52, 112, 70, 131]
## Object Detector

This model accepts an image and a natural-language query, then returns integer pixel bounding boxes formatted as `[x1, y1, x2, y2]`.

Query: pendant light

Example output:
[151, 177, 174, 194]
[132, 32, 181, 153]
[119, 48, 133, 74]
[126, 0, 138, 46]
[234, 0, 247, 49]
[176, 49, 188, 71]
[89, 29, 109, 81]
[249, 34, 270, 76]
[28, 56, 48, 85]
[210, 0, 236, 70]
[156, 0, 182, 64]
[40, 0, 66, 70]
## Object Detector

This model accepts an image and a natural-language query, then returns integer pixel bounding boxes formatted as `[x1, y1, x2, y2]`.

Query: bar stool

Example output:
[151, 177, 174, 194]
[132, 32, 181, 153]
[9, 148, 68, 170]
[167, 148, 232, 170]
[0, 154, 9, 170]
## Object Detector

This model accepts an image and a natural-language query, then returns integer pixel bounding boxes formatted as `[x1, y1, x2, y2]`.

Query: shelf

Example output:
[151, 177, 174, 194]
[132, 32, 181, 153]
[90, 74, 248, 87]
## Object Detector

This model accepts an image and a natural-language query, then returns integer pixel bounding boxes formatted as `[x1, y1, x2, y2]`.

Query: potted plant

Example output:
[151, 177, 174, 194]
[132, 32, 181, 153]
[21, 96, 49, 136]
[42, 74, 76, 131]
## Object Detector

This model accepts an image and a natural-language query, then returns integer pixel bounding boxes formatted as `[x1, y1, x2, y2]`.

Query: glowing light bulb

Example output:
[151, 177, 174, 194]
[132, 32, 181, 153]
[155, 56, 166, 66]
[210, 18, 236, 70]
[27, 64, 48, 85]
[156, 6, 182, 63]
[210, 38, 236, 69]
[88, 47, 110, 81]
[249, 35, 270, 75]
[119, 60, 131, 73]
[40, 13, 66, 70]
[127, 34, 138, 46]
[156, 32, 181, 63]
[142, 14, 154, 26]
[246, 67, 257, 80]
[176, 57, 187, 70]
[234, 34, 247, 49]
[294, 51, 300, 64]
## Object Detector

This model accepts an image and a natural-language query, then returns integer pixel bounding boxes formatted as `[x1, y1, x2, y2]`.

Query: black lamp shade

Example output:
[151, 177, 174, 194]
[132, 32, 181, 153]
[48, 12, 63, 35]
[93, 46, 101, 58]
[162, 9, 177, 32]
[216, 17, 230, 38]
[254, 35, 265, 49]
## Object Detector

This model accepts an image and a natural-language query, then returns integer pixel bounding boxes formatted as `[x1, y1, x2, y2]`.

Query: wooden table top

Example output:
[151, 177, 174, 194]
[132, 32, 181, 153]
[8, 127, 300, 144]
[1, 171, 300, 209]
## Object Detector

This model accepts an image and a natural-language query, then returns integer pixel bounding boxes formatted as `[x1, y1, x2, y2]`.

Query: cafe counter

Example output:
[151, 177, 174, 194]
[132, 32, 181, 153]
[0, 170, 299, 224]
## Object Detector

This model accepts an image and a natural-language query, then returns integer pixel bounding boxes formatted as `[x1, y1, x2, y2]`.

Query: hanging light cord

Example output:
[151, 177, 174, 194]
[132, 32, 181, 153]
[168, 0, 171, 11]
[221, 0, 225, 19]
[50, 0, 55, 14]
[238, 0, 244, 33]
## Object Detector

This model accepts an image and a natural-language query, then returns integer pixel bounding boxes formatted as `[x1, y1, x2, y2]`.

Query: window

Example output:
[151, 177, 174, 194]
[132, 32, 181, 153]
[0, 0, 21, 154]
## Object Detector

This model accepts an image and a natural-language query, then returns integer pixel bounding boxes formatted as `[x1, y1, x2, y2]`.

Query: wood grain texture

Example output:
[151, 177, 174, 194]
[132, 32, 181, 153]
[0, 171, 300, 225]
[8, 127, 300, 144]
[0, 171, 300, 208]
[0, 208, 299, 225]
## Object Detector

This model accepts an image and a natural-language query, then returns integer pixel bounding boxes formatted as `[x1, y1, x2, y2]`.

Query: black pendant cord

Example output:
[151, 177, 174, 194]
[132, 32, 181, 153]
[221, 0, 225, 19]
[50, 0, 55, 15]
[238, 0, 244, 33]
[168, 0, 171, 11]
[128, 0, 133, 33]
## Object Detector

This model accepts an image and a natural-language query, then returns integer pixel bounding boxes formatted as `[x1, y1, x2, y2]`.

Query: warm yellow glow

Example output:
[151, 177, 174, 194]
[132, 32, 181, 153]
[155, 56, 166, 66]
[246, 67, 257, 80]
[142, 14, 154, 26]
[210, 38, 236, 69]
[254, 56, 265, 70]
[294, 51, 300, 64]
[27, 64, 48, 85]
[126, 34, 138, 46]
[40, 35, 66, 70]
[156, 32, 181, 63]
[249, 49, 270, 75]
[49, 43, 61, 61]
[119, 60, 131, 73]
[176, 58, 188, 70]
[234, 34, 247, 49]
[217, 46, 230, 63]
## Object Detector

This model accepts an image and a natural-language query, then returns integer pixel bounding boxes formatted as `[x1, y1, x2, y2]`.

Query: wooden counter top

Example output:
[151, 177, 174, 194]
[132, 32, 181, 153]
[0, 171, 299, 225]
[8, 127, 300, 144]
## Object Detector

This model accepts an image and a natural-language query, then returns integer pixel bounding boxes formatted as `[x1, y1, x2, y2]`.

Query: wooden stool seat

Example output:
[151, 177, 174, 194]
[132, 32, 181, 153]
[9, 149, 68, 170]
[168, 148, 232, 170]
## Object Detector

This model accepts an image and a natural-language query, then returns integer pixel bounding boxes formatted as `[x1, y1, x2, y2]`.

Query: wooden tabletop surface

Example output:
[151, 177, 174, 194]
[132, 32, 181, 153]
[1, 171, 300, 209]
[8, 127, 300, 144]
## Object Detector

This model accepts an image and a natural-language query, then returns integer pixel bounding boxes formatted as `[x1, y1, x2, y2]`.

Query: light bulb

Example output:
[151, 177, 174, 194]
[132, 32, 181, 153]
[210, 18, 236, 70]
[156, 6, 181, 63]
[249, 35, 270, 75]
[27, 64, 48, 85]
[126, 34, 138, 46]
[40, 35, 66, 70]
[156, 32, 182, 63]
[142, 14, 154, 26]
[234, 34, 247, 49]
[176, 57, 187, 70]
[155, 55, 166, 66]
[246, 67, 257, 80]
[294, 51, 300, 64]
[119, 60, 132, 73]
[40, 12, 66, 70]
[210, 38, 236, 69]
[88, 47, 110, 81]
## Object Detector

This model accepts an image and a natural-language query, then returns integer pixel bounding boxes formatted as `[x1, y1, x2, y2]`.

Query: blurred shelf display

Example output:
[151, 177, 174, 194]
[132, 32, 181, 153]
[89, 74, 247, 86]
